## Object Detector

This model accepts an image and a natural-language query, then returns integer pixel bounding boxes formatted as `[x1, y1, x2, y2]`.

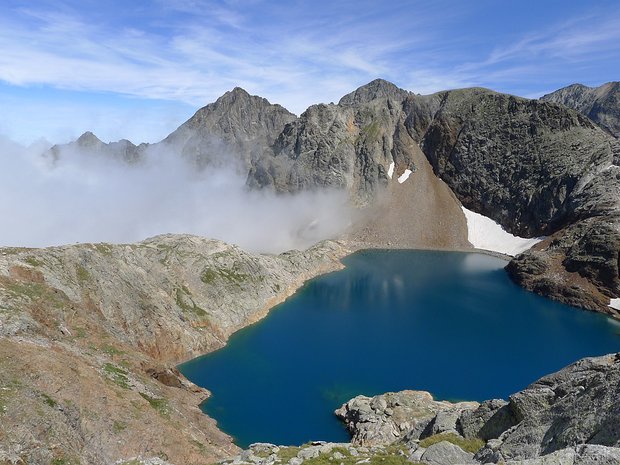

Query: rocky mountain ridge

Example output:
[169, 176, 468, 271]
[44, 79, 620, 317]
[541, 81, 620, 138]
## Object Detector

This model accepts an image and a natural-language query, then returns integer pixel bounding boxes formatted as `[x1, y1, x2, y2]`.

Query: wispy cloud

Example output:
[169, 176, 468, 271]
[0, 1, 618, 143]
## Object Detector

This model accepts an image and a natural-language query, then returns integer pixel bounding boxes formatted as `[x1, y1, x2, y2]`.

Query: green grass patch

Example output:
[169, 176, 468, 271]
[41, 393, 58, 408]
[103, 363, 131, 389]
[139, 392, 170, 417]
[2, 281, 67, 309]
[419, 432, 485, 454]
[93, 243, 113, 255]
[113, 420, 128, 433]
[76, 264, 91, 282]
[100, 344, 125, 357]
[276, 447, 301, 462]
[175, 286, 207, 317]
[24, 256, 44, 267]
[73, 327, 87, 338]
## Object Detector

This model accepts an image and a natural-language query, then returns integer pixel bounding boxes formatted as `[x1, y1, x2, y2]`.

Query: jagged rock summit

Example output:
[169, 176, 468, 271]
[40, 79, 620, 317]
[541, 81, 620, 138]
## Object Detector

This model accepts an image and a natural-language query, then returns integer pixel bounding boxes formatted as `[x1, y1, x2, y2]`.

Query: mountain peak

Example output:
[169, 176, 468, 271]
[76, 131, 102, 147]
[339, 79, 410, 106]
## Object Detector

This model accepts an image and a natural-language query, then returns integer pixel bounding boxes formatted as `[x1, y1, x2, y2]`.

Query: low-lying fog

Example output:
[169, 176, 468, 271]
[0, 135, 352, 254]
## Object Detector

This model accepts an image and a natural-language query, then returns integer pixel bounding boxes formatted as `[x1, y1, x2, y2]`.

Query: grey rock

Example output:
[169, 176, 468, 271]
[479, 353, 620, 460]
[503, 444, 620, 465]
[458, 399, 516, 441]
[163, 87, 296, 171]
[419, 441, 475, 465]
[541, 82, 620, 138]
[335, 390, 477, 446]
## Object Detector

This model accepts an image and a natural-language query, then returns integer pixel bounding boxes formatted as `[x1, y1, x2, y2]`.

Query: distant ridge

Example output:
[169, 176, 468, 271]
[541, 81, 620, 138]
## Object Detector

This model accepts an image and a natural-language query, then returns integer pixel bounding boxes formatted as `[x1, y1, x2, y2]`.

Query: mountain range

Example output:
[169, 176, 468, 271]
[47, 79, 620, 317]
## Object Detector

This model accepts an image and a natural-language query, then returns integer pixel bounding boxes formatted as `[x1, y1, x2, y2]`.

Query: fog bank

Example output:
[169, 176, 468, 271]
[0, 136, 352, 254]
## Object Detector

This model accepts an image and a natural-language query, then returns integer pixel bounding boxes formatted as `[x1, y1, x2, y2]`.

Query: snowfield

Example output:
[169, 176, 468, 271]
[462, 206, 544, 257]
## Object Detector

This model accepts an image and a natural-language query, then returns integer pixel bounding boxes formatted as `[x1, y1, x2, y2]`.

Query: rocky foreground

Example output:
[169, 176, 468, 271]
[0, 235, 349, 464]
[221, 353, 620, 465]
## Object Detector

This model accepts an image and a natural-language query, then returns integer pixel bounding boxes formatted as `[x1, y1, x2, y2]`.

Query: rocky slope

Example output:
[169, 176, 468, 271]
[221, 353, 620, 465]
[162, 87, 296, 171]
[0, 236, 349, 465]
[541, 82, 620, 138]
[419, 88, 620, 315]
[41, 80, 620, 316]
[245, 81, 620, 315]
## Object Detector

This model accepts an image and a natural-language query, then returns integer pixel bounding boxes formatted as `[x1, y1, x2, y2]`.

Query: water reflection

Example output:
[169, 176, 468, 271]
[179, 250, 620, 448]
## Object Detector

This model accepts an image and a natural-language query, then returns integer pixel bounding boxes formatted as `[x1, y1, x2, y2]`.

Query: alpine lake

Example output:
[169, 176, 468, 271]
[179, 250, 620, 448]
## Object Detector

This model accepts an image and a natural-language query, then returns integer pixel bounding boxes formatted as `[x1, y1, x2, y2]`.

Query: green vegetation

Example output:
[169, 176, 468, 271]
[201, 266, 252, 286]
[275, 447, 301, 462]
[93, 243, 113, 256]
[112, 420, 127, 433]
[103, 363, 131, 389]
[175, 286, 207, 317]
[357, 121, 382, 144]
[139, 392, 170, 417]
[24, 256, 44, 267]
[73, 327, 87, 338]
[100, 344, 125, 357]
[41, 393, 58, 408]
[2, 281, 67, 309]
[76, 264, 91, 282]
[419, 432, 485, 454]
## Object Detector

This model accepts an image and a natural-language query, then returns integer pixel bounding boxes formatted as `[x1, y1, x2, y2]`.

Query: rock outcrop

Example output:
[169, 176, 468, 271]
[0, 236, 349, 465]
[334, 391, 478, 446]
[541, 82, 620, 138]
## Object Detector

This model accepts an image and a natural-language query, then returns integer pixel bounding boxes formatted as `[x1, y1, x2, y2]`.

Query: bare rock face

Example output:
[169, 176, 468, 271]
[476, 353, 620, 461]
[541, 82, 620, 138]
[163, 87, 296, 170]
[247, 79, 438, 205]
[46, 131, 148, 163]
[420, 87, 620, 313]
[334, 390, 478, 446]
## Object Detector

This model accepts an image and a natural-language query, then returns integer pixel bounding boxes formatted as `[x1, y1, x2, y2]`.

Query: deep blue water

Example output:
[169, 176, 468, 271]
[178, 250, 620, 448]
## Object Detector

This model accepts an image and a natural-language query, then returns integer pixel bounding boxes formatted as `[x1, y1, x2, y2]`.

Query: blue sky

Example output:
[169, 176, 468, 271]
[1, 0, 619, 145]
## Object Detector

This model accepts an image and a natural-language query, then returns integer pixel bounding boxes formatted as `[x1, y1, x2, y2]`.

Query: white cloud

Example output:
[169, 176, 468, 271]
[0, 136, 352, 253]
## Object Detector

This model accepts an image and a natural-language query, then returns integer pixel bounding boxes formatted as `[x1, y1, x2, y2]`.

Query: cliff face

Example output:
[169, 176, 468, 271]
[40, 80, 620, 316]
[541, 82, 620, 138]
[162, 87, 296, 170]
[247, 79, 439, 205]
[0, 236, 349, 465]
[419, 88, 620, 314]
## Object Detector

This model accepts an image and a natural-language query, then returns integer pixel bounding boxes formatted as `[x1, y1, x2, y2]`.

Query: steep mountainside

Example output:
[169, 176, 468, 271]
[0, 236, 348, 465]
[541, 82, 620, 138]
[247, 79, 439, 204]
[40, 80, 620, 316]
[162, 87, 296, 170]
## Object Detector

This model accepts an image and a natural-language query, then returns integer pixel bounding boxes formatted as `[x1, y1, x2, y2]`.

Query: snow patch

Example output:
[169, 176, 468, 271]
[387, 162, 395, 179]
[609, 298, 620, 311]
[398, 169, 412, 184]
[462, 206, 544, 257]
